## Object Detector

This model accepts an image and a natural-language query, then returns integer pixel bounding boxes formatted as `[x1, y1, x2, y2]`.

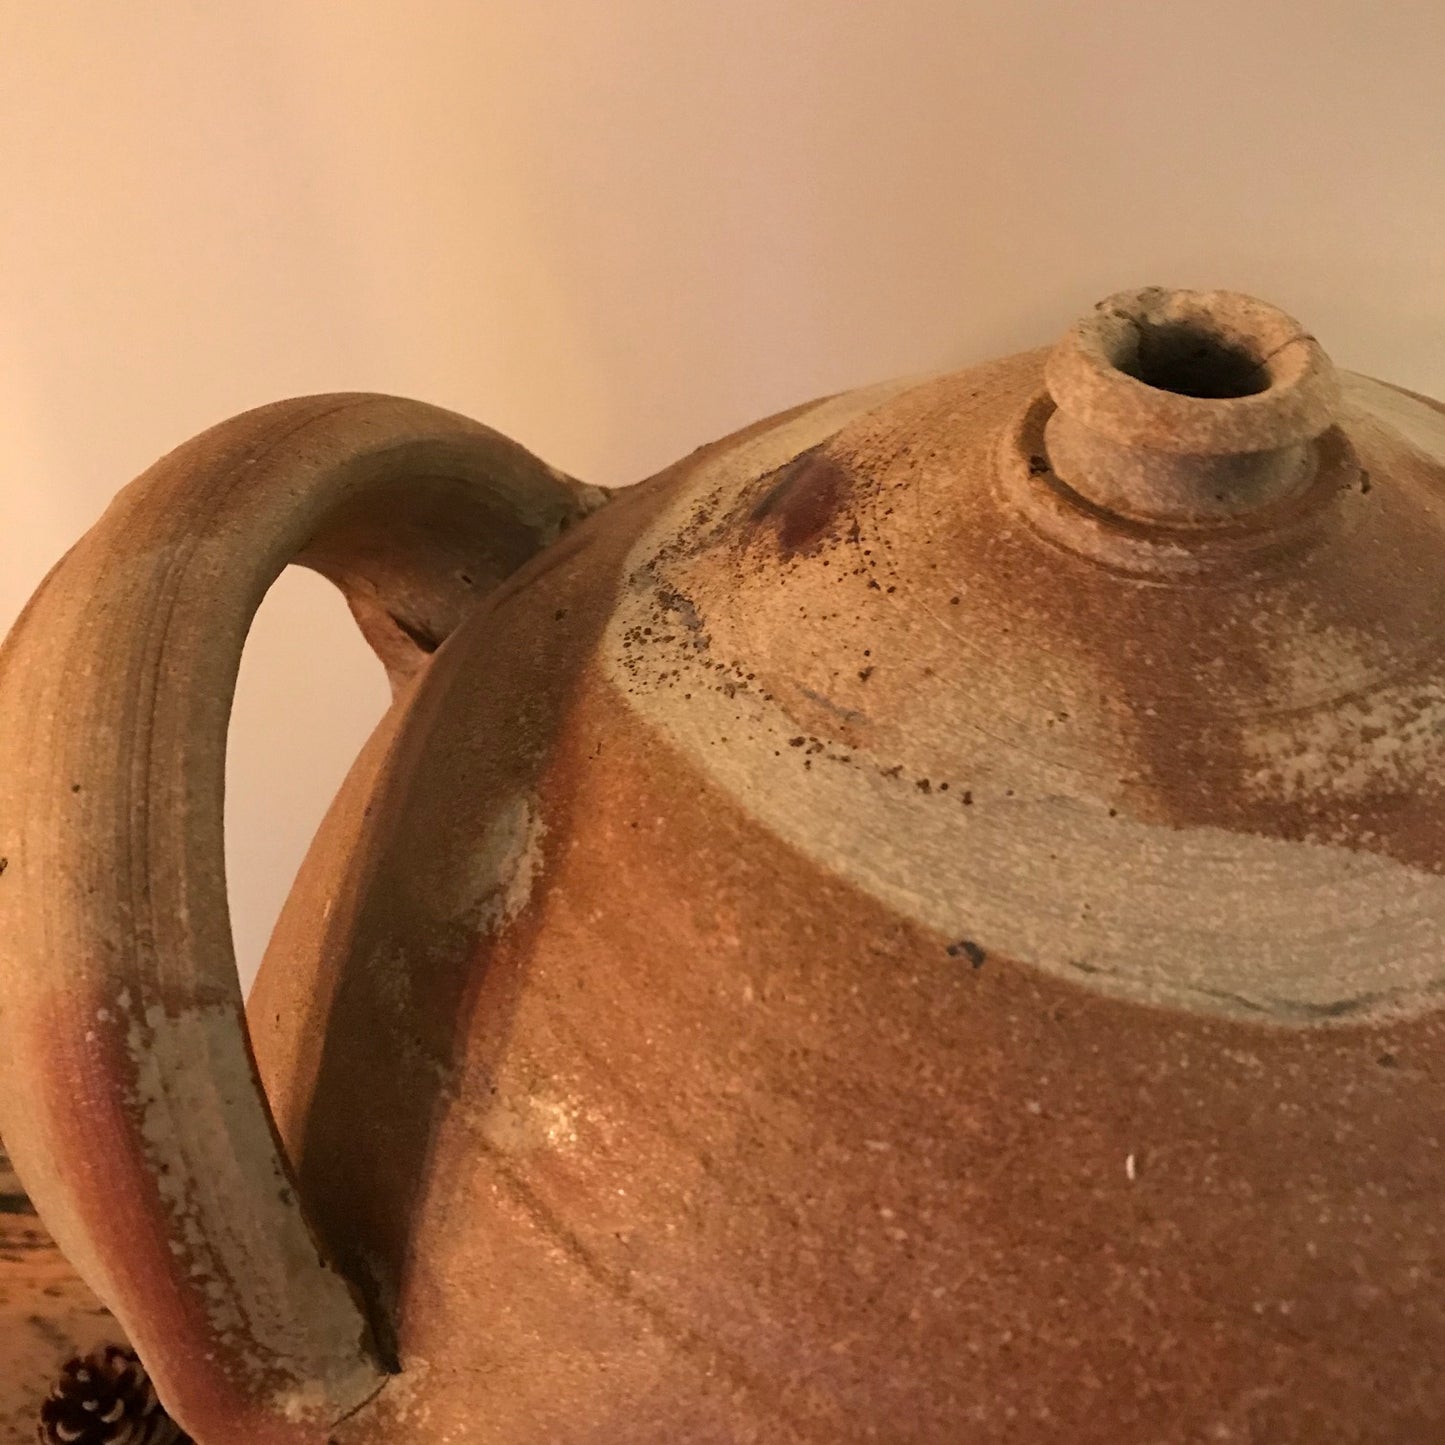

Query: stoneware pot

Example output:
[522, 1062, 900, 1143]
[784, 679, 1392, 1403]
[2, 287, 1444, 1444]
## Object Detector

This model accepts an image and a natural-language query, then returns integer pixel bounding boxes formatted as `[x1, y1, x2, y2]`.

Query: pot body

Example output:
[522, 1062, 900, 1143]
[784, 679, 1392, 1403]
[248, 355, 1445, 1443]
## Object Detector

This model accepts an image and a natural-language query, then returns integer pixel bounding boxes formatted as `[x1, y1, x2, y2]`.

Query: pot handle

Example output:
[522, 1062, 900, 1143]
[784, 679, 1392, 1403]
[0, 395, 605, 1444]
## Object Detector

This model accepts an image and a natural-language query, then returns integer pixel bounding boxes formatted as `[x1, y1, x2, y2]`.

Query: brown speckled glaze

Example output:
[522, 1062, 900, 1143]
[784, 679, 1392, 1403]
[3, 290, 1445, 1442]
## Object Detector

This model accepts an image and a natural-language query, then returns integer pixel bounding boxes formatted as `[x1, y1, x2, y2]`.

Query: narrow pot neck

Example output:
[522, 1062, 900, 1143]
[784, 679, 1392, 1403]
[1041, 288, 1341, 526]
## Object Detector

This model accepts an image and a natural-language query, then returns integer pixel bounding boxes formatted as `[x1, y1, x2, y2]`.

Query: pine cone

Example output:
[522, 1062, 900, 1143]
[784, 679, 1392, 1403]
[37, 1346, 192, 1445]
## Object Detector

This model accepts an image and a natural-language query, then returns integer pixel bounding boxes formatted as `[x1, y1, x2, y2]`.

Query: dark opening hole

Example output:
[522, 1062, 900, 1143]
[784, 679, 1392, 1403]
[1116, 321, 1269, 399]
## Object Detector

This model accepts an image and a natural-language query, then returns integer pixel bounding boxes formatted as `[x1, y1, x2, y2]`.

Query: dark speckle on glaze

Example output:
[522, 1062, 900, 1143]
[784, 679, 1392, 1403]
[749, 446, 854, 556]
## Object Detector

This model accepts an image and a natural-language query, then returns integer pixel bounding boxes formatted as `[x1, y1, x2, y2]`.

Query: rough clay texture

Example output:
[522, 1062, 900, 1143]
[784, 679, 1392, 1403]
[8, 297, 1445, 1442]
[603, 358, 1445, 1023]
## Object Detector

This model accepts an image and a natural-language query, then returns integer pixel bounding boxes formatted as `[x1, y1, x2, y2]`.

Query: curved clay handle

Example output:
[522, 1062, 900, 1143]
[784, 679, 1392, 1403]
[0, 395, 605, 1444]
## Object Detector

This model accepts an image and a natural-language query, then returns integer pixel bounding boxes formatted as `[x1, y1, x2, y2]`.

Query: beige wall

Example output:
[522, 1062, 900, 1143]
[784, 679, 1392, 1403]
[4, 3, 1444, 989]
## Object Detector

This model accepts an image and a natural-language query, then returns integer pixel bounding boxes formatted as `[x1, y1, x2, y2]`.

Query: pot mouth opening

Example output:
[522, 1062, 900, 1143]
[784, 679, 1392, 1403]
[1109, 317, 1271, 400]
[1043, 287, 1340, 457]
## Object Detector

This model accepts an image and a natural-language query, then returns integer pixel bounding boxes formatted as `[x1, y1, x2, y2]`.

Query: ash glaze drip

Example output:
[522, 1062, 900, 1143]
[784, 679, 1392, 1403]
[1041, 287, 1342, 526]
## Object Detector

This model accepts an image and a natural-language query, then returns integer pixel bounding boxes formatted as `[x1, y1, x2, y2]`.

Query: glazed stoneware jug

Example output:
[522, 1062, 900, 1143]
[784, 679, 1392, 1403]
[3, 287, 1445, 1444]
